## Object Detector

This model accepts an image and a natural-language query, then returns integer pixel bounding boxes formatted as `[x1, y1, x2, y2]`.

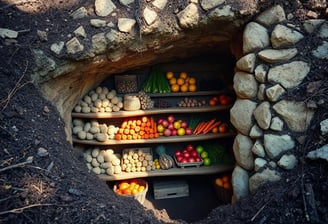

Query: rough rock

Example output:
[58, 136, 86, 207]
[254, 158, 267, 171]
[50, 42, 65, 55]
[267, 61, 310, 89]
[273, 100, 314, 132]
[243, 22, 269, 53]
[90, 19, 107, 28]
[306, 144, 328, 162]
[230, 99, 257, 135]
[319, 22, 328, 38]
[303, 19, 325, 33]
[91, 33, 107, 54]
[264, 134, 295, 159]
[249, 125, 263, 139]
[257, 84, 266, 101]
[232, 166, 249, 200]
[312, 41, 328, 59]
[0, 28, 18, 38]
[152, 0, 168, 10]
[266, 84, 286, 102]
[200, 0, 225, 10]
[236, 53, 256, 73]
[252, 140, 265, 157]
[270, 116, 284, 131]
[233, 72, 258, 99]
[249, 168, 281, 193]
[144, 7, 158, 26]
[320, 119, 328, 135]
[208, 5, 235, 21]
[233, 134, 254, 170]
[255, 5, 286, 26]
[254, 64, 267, 83]
[177, 3, 199, 29]
[271, 24, 304, 48]
[70, 7, 88, 19]
[95, 0, 116, 17]
[66, 37, 84, 54]
[119, 0, 134, 6]
[278, 154, 297, 170]
[118, 18, 136, 33]
[33, 49, 56, 77]
[74, 26, 87, 38]
[258, 48, 298, 63]
[253, 101, 271, 130]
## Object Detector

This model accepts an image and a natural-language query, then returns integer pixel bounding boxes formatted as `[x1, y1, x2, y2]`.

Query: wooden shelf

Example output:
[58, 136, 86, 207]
[72, 105, 231, 119]
[98, 164, 234, 181]
[147, 90, 229, 98]
[73, 132, 236, 146]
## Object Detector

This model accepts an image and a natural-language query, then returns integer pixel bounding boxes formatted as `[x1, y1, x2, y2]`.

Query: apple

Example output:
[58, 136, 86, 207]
[186, 144, 194, 151]
[196, 145, 204, 154]
[171, 129, 177, 136]
[174, 121, 181, 129]
[174, 150, 181, 157]
[203, 158, 211, 166]
[157, 124, 164, 133]
[182, 149, 188, 154]
[162, 120, 169, 127]
[188, 157, 195, 163]
[167, 115, 175, 123]
[190, 150, 198, 158]
[176, 155, 183, 163]
[200, 151, 208, 159]
[157, 118, 163, 124]
[167, 123, 174, 130]
[163, 128, 171, 136]
[185, 128, 192, 135]
[177, 128, 185, 136]
[183, 152, 190, 158]
[180, 121, 188, 128]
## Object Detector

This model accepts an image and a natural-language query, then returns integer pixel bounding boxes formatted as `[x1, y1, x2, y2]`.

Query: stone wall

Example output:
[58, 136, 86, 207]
[230, 5, 327, 201]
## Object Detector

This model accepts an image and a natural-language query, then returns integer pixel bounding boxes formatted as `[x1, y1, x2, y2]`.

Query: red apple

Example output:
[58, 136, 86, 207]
[167, 115, 175, 123]
[168, 123, 174, 130]
[185, 128, 193, 135]
[174, 150, 181, 157]
[171, 129, 177, 136]
[157, 118, 164, 124]
[180, 121, 188, 128]
[183, 152, 190, 158]
[188, 157, 195, 163]
[191, 150, 198, 158]
[163, 128, 171, 136]
[186, 144, 194, 151]
[181, 158, 188, 163]
[176, 155, 183, 163]
[195, 157, 202, 162]
[162, 120, 169, 127]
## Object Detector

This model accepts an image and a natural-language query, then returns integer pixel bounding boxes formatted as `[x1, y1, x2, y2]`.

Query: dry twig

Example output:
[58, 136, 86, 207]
[0, 61, 32, 110]
[0, 203, 54, 215]
[0, 159, 33, 173]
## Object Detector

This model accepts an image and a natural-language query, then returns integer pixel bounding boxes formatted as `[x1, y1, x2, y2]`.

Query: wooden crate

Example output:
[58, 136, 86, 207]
[153, 180, 189, 199]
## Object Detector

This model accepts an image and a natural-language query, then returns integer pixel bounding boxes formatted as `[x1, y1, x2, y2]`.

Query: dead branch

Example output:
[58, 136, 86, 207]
[250, 198, 272, 222]
[0, 203, 54, 215]
[0, 158, 33, 173]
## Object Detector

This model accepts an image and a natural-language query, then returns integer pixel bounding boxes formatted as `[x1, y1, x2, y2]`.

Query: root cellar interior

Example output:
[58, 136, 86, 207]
[71, 53, 237, 222]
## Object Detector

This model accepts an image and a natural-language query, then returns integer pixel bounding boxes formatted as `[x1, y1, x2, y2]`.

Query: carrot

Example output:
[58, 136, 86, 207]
[201, 119, 216, 134]
[150, 117, 157, 134]
[203, 121, 221, 134]
[136, 119, 142, 126]
[141, 116, 148, 123]
[115, 133, 122, 140]
[193, 122, 203, 134]
[194, 122, 207, 135]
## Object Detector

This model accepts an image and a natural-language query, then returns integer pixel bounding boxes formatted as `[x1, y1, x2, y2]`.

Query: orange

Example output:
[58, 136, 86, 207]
[169, 77, 177, 85]
[222, 175, 229, 183]
[211, 127, 218, 133]
[188, 77, 196, 85]
[123, 188, 132, 195]
[180, 84, 188, 92]
[119, 182, 130, 190]
[215, 178, 223, 187]
[138, 186, 145, 192]
[209, 99, 217, 106]
[177, 78, 184, 86]
[166, 71, 174, 80]
[188, 84, 197, 92]
[218, 123, 228, 133]
[180, 72, 188, 79]
[171, 84, 179, 92]
[223, 182, 231, 189]
[132, 188, 139, 195]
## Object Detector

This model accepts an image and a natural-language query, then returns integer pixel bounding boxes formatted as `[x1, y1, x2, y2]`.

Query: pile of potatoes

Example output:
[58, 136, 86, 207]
[121, 148, 155, 173]
[84, 147, 122, 175]
[72, 118, 119, 142]
[73, 86, 123, 113]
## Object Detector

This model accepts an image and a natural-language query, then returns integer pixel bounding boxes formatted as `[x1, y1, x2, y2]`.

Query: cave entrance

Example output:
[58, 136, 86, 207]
[71, 50, 238, 222]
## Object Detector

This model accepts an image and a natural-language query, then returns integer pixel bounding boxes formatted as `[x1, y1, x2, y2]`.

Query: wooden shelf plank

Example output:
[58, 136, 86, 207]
[147, 90, 229, 98]
[98, 164, 234, 181]
[73, 132, 236, 146]
[71, 105, 232, 118]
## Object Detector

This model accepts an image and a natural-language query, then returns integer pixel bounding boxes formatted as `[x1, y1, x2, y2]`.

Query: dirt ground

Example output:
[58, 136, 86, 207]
[0, 0, 328, 223]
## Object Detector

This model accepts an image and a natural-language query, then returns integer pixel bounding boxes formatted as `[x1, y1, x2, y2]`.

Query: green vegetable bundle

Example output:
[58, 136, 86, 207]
[141, 67, 171, 93]
[205, 143, 235, 165]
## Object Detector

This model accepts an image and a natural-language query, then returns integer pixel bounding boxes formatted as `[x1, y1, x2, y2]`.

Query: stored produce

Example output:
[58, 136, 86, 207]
[115, 116, 159, 140]
[155, 145, 174, 170]
[204, 143, 235, 165]
[177, 97, 206, 107]
[73, 87, 123, 113]
[115, 74, 138, 94]
[72, 118, 119, 141]
[174, 144, 202, 164]
[114, 179, 147, 195]
[215, 175, 232, 189]
[136, 91, 154, 109]
[156, 115, 193, 137]
[155, 99, 171, 108]
[165, 71, 197, 93]
[141, 67, 171, 93]
[121, 148, 154, 172]
[193, 119, 228, 135]
[84, 147, 122, 175]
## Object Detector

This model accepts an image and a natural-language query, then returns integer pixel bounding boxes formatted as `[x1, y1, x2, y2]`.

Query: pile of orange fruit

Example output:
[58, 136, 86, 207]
[114, 179, 146, 195]
[166, 71, 197, 93]
[215, 175, 232, 189]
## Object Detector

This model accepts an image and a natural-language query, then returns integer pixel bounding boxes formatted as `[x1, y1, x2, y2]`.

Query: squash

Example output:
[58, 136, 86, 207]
[155, 145, 174, 170]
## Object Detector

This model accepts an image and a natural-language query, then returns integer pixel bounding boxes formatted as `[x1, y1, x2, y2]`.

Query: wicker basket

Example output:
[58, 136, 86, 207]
[113, 179, 148, 205]
[115, 74, 138, 94]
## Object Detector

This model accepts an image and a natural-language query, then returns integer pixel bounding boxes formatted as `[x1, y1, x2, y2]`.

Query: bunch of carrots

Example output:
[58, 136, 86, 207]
[193, 119, 227, 135]
[115, 116, 159, 140]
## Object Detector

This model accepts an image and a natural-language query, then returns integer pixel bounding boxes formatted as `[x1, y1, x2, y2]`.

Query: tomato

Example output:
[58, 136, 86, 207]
[218, 123, 228, 133]
[209, 99, 217, 106]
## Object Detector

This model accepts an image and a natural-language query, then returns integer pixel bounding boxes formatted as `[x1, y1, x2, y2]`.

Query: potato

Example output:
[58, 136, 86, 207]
[114, 165, 122, 174]
[111, 96, 119, 105]
[107, 91, 115, 100]
[95, 133, 107, 142]
[92, 167, 101, 174]
[86, 133, 94, 140]
[72, 126, 83, 134]
[85, 154, 92, 163]
[111, 158, 120, 166]
[102, 99, 110, 107]
[84, 95, 92, 104]
[89, 126, 100, 134]
[86, 163, 92, 170]
[106, 167, 114, 175]
[83, 122, 91, 132]
[102, 87, 109, 94]
[97, 154, 105, 163]
[117, 101, 123, 109]
[91, 107, 98, 113]
[73, 119, 84, 126]
[94, 99, 102, 108]
[91, 93, 98, 102]
[99, 93, 106, 100]
[91, 148, 100, 157]
[105, 107, 112, 112]
[74, 105, 82, 113]
[91, 158, 100, 167]
[99, 124, 108, 133]
[80, 101, 88, 107]
[99, 108, 105, 113]
[77, 131, 87, 140]
[90, 120, 99, 126]
[81, 106, 91, 113]
[96, 86, 102, 94]
[100, 162, 111, 169]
